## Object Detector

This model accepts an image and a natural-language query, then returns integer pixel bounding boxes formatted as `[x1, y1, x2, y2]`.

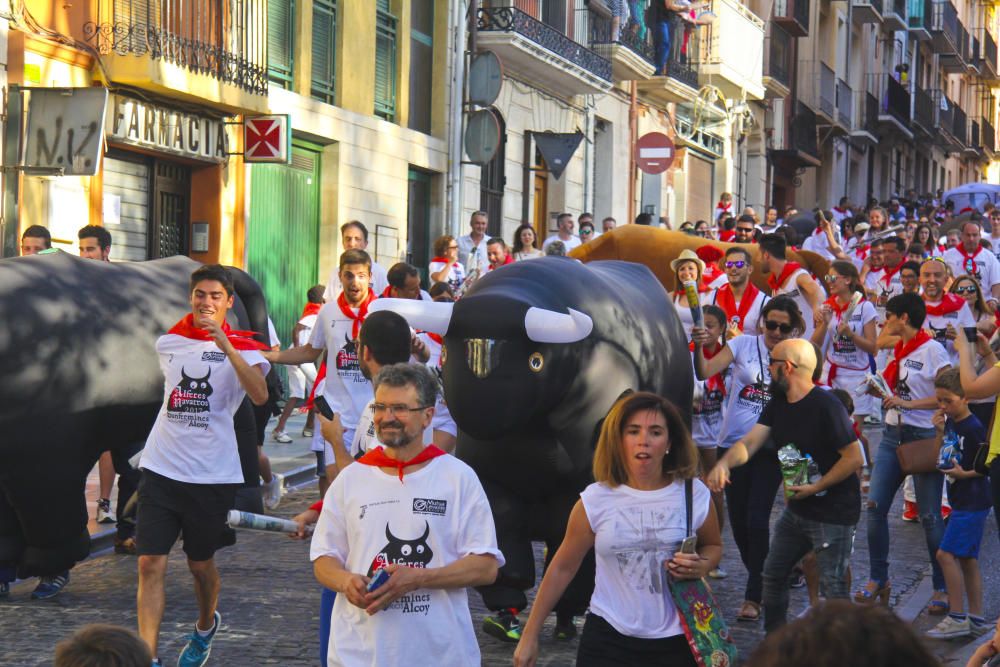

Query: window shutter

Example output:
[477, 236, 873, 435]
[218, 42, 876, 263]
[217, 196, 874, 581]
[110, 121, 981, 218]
[311, 0, 336, 103]
[268, 0, 294, 87]
[374, 0, 397, 121]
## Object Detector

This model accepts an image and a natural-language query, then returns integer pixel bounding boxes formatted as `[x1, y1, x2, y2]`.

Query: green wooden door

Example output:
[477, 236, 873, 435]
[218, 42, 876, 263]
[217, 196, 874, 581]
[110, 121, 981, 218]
[246, 142, 321, 358]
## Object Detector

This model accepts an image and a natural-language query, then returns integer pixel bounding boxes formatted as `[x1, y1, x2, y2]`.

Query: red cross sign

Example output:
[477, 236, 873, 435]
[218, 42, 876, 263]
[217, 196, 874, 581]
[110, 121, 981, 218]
[244, 115, 290, 163]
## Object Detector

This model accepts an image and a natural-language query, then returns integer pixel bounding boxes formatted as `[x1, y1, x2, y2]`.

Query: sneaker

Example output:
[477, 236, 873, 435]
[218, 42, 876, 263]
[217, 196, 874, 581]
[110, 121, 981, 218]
[262, 474, 284, 511]
[301, 428, 314, 438]
[789, 568, 806, 588]
[97, 498, 115, 524]
[177, 611, 221, 667]
[271, 430, 292, 444]
[554, 614, 577, 641]
[708, 566, 728, 579]
[31, 571, 70, 600]
[901, 500, 919, 522]
[482, 608, 522, 642]
[863, 414, 882, 426]
[971, 620, 992, 637]
[926, 615, 971, 639]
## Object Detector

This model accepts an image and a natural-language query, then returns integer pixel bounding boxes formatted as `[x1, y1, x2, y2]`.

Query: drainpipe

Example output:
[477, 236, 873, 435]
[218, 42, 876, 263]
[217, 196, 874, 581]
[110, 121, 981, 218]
[446, 0, 468, 236]
[628, 81, 638, 223]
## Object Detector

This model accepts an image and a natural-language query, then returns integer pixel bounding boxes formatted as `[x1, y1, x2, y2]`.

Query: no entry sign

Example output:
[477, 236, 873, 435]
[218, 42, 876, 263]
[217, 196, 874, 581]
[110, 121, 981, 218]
[636, 132, 675, 174]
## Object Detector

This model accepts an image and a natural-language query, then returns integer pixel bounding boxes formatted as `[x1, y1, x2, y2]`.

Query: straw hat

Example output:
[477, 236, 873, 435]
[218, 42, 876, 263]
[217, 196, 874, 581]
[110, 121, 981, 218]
[854, 222, 871, 233]
[670, 248, 705, 275]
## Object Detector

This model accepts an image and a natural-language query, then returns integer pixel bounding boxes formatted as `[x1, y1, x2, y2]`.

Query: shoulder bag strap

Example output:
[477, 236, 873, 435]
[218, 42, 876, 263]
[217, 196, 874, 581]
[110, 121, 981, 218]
[685, 478, 693, 537]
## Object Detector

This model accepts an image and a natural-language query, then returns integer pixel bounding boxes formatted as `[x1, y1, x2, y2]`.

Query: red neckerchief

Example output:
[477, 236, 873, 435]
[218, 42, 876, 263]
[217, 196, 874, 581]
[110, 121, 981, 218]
[689, 341, 726, 394]
[167, 314, 269, 351]
[957, 245, 983, 276]
[380, 285, 393, 298]
[357, 445, 447, 482]
[854, 245, 869, 261]
[301, 302, 322, 318]
[337, 289, 376, 338]
[881, 259, 905, 289]
[924, 293, 966, 316]
[882, 329, 932, 392]
[823, 293, 869, 384]
[715, 282, 760, 331]
[767, 261, 802, 293]
[425, 332, 443, 345]
[490, 254, 514, 270]
[834, 206, 848, 215]
[716, 202, 732, 214]
[718, 230, 736, 242]
[431, 256, 458, 267]
[304, 361, 326, 411]
[813, 227, 824, 236]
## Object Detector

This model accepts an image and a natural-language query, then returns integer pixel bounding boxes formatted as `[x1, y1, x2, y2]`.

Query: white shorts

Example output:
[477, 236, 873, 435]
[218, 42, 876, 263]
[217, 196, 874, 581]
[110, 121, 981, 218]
[322, 428, 356, 468]
[287, 362, 317, 399]
[431, 396, 457, 437]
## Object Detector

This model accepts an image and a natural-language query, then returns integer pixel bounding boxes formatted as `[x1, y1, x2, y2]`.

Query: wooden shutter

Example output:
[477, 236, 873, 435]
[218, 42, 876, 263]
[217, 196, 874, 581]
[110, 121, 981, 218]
[268, 0, 294, 87]
[686, 153, 715, 223]
[374, 0, 397, 121]
[103, 155, 151, 262]
[311, 0, 336, 103]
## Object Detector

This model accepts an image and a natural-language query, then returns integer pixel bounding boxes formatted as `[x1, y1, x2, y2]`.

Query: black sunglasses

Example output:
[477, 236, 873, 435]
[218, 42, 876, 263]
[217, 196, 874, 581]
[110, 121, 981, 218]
[736, 227, 755, 234]
[954, 285, 977, 294]
[769, 356, 799, 368]
[763, 320, 794, 334]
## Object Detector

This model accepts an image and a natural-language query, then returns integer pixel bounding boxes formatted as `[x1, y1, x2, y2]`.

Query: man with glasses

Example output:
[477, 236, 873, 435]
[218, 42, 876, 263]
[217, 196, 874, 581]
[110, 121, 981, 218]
[733, 215, 757, 244]
[913, 258, 976, 366]
[577, 220, 596, 245]
[712, 246, 767, 337]
[310, 363, 503, 667]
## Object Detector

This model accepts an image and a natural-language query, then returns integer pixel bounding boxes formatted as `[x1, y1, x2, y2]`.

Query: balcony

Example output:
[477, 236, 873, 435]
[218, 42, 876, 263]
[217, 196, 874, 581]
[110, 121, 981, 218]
[800, 60, 837, 123]
[908, 0, 932, 40]
[695, 0, 767, 100]
[773, 0, 809, 37]
[476, 3, 612, 97]
[979, 30, 999, 83]
[763, 24, 793, 99]
[770, 100, 821, 167]
[966, 119, 982, 158]
[954, 103, 968, 149]
[869, 72, 912, 137]
[82, 0, 268, 114]
[850, 90, 880, 144]
[983, 118, 996, 158]
[931, 89, 960, 149]
[940, 21, 969, 72]
[853, 0, 884, 24]
[836, 78, 854, 130]
[636, 24, 701, 104]
[883, 0, 908, 31]
[588, 6, 655, 81]
[912, 83, 935, 135]
[968, 34, 980, 74]
[929, 0, 960, 56]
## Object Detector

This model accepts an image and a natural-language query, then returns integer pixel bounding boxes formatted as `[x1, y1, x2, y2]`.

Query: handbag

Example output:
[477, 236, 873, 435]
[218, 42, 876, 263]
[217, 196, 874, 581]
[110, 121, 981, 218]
[666, 479, 738, 667]
[895, 437, 940, 475]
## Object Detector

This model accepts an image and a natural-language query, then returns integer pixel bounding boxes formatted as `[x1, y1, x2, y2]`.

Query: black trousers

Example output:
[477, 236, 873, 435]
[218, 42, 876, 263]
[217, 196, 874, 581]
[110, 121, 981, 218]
[110, 442, 142, 540]
[576, 614, 697, 667]
[725, 449, 782, 603]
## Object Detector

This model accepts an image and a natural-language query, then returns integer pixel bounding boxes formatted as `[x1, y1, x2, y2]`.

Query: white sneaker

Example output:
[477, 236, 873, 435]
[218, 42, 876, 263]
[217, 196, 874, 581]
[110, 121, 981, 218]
[708, 567, 728, 579]
[271, 430, 293, 444]
[262, 474, 284, 510]
[926, 616, 971, 639]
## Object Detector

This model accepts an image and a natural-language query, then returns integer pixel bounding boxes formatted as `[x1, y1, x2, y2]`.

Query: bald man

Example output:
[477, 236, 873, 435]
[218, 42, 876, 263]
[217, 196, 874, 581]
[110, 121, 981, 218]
[707, 338, 863, 632]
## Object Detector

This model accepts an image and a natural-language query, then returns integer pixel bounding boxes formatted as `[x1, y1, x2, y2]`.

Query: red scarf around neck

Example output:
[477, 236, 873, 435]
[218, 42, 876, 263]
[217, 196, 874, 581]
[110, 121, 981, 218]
[767, 261, 802, 293]
[881, 260, 905, 288]
[824, 294, 852, 318]
[431, 256, 458, 266]
[337, 289, 376, 338]
[167, 314, 269, 351]
[689, 341, 726, 394]
[957, 245, 983, 276]
[923, 293, 966, 316]
[301, 302, 322, 319]
[357, 445, 447, 481]
[715, 282, 760, 331]
[882, 329, 932, 392]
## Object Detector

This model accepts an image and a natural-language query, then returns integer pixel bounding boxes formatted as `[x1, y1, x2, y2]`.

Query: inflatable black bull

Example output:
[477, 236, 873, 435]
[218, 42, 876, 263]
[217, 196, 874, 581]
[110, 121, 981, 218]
[0, 252, 269, 578]
[372, 258, 692, 616]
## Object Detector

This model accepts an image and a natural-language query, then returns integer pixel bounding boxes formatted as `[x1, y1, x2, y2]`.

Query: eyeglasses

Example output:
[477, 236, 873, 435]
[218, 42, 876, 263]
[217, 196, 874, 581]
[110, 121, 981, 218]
[736, 227, 755, 234]
[580, 229, 594, 235]
[371, 403, 432, 416]
[823, 274, 842, 283]
[768, 356, 799, 368]
[954, 285, 977, 294]
[447, 245, 459, 250]
[763, 320, 794, 334]
[725, 260, 747, 269]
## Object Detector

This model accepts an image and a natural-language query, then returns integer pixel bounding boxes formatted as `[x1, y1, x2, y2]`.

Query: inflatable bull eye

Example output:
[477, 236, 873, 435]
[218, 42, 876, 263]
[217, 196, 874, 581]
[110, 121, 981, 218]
[467, 338, 504, 379]
[440, 344, 447, 366]
[528, 352, 544, 373]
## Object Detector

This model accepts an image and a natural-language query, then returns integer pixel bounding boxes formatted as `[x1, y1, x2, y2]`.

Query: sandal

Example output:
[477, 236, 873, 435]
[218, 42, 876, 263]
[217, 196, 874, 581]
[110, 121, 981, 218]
[926, 591, 950, 616]
[853, 580, 891, 605]
[736, 600, 761, 622]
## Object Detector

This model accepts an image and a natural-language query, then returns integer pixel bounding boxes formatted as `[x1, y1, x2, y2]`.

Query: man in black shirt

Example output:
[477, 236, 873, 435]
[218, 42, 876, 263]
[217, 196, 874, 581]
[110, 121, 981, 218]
[707, 338, 864, 632]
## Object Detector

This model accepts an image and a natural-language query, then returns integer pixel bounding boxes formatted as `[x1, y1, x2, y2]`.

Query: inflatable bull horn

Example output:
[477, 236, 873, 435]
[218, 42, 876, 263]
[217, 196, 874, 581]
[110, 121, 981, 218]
[370, 299, 594, 343]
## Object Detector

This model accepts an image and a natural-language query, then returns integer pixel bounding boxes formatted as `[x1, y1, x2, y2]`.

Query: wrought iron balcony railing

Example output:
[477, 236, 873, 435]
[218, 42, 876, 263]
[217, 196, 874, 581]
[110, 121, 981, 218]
[773, 0, 809, 36]
[767, 24, 793, 88]
[953, 102, 967, 146]
[930, 0, 960, 54]
[836, 78, 853, 128]
[984, 118, 996, 153]
[912, 83, 935, 133]
[869, 72, 910, 128]
[589, 9, 654, 63]
[83, 0, 268, 95]
[791, 101, 819, 157]
[853, 90, 879, 136]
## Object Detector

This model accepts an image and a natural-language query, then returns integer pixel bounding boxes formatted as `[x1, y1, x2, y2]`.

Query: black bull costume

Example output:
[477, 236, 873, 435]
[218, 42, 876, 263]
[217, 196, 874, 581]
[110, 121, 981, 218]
[373, 257, 691, 616]
[0, 252, 270, 578]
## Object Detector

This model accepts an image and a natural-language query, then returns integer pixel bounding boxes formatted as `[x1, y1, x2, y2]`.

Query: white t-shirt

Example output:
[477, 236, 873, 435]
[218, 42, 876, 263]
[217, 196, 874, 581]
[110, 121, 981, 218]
[823, 299, 879, 372]
[717, 335, 773, 448]
[297, 313, 319, 347]
[801, 228, 838, 261]
[884, 338, 951, 430]
[581, 480, 711, 639]
[310, 454, 504, 667]
[308, 302, 374, 431]
[869, 264, 905, 304]
[692, 354, 727, 448]
[542, 234, 582, 252]
[140, 335, 269, 484]
[457, 234, 488, 273]
[323, 262, 389, 303]
[428, 260, 466, 294]
[710, 285, 767, 336]
[672, 290, 717, 340]
[351, 398, 435, 459]
[923, 299, 977, 365]
[772, 267, 817, 338]
[707, 272, 730, 290]
[943, 246, 1000, 293]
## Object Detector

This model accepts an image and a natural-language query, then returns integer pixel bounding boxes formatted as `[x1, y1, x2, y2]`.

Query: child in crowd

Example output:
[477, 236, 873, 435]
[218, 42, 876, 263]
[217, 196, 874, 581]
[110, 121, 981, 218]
[926, 369, 993, 640]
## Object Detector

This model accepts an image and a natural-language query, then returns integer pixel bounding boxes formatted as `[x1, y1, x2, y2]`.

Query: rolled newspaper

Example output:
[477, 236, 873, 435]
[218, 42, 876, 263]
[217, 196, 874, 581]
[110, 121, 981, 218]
[841, 291, 863, 322]
[682, 281, 704, 328]
[226, 510, 306, 535]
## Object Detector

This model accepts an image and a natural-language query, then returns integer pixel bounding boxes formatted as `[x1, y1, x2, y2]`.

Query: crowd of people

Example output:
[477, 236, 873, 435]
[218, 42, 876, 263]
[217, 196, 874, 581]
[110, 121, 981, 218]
[13, 192, 1000, 667]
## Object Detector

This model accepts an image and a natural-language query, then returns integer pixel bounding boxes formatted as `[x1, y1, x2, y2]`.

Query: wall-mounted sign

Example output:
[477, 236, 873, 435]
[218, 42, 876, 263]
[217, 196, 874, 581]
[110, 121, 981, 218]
[22, 87, 108, 175]
[106, 94, 228, 163]
[244, 115, 291, 163]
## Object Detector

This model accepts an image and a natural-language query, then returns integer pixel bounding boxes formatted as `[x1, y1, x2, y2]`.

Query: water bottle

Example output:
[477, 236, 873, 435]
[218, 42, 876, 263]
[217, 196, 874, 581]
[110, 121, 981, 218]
[805, 454, 827, 497]
[937, 430, 960, 471]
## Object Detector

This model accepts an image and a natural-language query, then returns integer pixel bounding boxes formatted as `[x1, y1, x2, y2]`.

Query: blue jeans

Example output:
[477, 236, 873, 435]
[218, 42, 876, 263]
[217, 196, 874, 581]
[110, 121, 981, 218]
[761, 509, 855, 632]
[652, 18, 672, 75]
[867, 425, 945, 590]
[319, 587, 335, 666]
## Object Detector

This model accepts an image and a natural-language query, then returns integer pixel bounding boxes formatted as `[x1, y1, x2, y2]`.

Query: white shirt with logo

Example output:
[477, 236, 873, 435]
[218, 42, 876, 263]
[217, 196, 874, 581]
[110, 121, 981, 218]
[773, 267, 817, 339]
[717, 335, 773, 448]
[310, 455, 504, 667]
[710, 286, 767, 336]
[885, 339, 951, 430]
[140, 335, 269, 484]
[923, 299, 977, 365]
[943, 247, 1000, 293]
[323, 262, 389, 303]
[822, 300, 879, 372]
[308, 302, 373, 431]
[351, 398, 435, 459]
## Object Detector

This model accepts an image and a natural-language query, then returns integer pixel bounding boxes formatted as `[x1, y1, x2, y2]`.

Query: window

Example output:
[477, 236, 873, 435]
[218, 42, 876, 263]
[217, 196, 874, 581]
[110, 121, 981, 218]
[311, 0, 337, 103]
[375, 0, 398, 121]
[268, 0, 295, 88]
[480, 110, 506, 236]
[408, 0, 433, 133]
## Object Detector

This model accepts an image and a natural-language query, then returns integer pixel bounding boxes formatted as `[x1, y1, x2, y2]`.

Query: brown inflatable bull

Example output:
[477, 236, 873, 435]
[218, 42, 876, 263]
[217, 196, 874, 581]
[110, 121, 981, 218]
[571, 225, 830, 294]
